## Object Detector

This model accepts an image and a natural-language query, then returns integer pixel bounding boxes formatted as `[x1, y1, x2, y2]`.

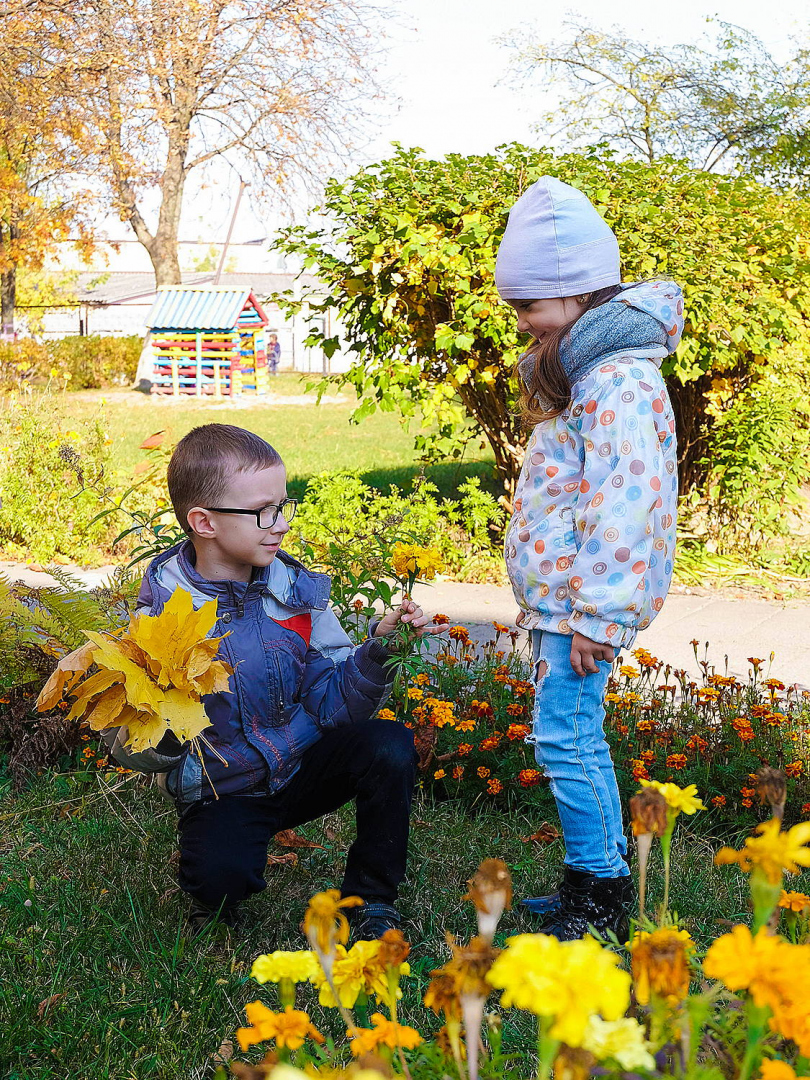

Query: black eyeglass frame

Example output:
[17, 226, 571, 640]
[203, 499, 299, 529]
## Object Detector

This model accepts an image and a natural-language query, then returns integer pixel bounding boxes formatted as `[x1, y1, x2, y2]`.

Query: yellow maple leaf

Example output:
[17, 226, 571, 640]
[36, 641, 96, 712]
[128, 590, 228, 691]
[84, 632, 164, 716]
[160, 688, 211, 743]
[118, 704, 170, 753]
[85, 683, 130, 731]
[65, 668, 125, 721]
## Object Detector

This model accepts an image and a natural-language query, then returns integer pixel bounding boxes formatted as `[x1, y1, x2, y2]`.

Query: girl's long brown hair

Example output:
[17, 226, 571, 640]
[519, 285, 624, 426]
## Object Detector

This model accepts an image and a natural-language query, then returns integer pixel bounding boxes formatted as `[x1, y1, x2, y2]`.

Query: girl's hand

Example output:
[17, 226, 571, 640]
[374, 600, 449, 639]
[570, 631, 616, 676]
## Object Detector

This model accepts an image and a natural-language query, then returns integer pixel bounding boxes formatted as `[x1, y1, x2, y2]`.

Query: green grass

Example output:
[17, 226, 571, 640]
[0, 768, 795, 1080]
[60, 382, 497, 504]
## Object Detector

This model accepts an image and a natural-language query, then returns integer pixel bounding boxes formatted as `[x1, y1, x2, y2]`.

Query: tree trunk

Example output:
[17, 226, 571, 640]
[1, 266, 15, 339]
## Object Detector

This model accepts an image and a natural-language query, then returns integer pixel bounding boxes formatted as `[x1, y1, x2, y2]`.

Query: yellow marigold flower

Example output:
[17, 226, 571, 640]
[620, 666, 640, 679]
[583, 1016, 656, 1072]
[487, 933, 631, 1047]
[630, 927, 694, 1005]
[236, 1002, 324, 1051]
[639, 779, 705, 816]
[715, 819, 810, 884]
[349, 1012, 423, 1056]
[250, 950, 319, 985]
[303, 889, 364, 954]
[407, 687, 424, 700]
[377, 708, 396, 721]
[759, 1062, 809, 1080]
[779, 890, 810, 912]
[703, 925, 800, 1012]
[390, 542, 443, 581]
[314, 939, 410, 1008]
[413, 673, 431, 686]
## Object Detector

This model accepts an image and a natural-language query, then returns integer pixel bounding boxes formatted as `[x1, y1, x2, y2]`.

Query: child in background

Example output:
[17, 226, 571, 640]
[103, 423, 442, 939]
[495, 176, 682, 939]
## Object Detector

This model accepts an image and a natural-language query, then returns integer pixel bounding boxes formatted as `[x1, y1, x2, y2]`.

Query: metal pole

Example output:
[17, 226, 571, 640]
[213, 181, 247, 284]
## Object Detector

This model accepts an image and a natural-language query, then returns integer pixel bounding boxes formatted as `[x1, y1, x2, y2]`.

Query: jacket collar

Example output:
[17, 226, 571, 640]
[148, 540, 332, 613]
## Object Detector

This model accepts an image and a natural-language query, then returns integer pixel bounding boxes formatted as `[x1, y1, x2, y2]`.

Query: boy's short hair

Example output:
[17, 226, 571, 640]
[167, 424, 283, 533]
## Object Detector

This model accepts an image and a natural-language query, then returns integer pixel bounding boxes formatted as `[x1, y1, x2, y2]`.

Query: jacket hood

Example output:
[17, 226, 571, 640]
[614, 279, 684, 355]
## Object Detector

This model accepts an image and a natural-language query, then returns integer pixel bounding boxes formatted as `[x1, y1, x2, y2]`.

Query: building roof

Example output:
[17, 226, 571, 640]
[73, 271, 308, 306]
[145, 286, 270, 331]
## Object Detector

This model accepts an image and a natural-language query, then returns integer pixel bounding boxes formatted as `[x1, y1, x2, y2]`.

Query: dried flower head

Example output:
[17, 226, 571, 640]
[378, 928, 410, 968]
[424, 971, 462, 1020]
[464, 859, 512, 942]
[630, 927, 694, 1005]
[629, 789, 669, 837]
[756, 767, 788, 820]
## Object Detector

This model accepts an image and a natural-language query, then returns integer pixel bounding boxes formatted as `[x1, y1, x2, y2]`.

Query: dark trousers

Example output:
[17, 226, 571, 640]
[177, 719, 417, 912]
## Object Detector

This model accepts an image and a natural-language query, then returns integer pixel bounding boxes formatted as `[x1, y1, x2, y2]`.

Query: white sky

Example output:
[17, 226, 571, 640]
[104, 0, 810, 248]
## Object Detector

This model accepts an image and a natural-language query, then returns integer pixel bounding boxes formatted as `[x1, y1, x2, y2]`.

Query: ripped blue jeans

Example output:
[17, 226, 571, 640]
[530, 630, 629, 878]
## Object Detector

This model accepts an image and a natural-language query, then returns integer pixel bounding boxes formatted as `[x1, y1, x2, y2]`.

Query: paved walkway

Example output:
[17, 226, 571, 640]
[4, 561, 807, 686]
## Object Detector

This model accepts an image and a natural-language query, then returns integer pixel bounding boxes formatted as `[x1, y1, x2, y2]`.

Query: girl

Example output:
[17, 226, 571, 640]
[495, 176, 682, 940]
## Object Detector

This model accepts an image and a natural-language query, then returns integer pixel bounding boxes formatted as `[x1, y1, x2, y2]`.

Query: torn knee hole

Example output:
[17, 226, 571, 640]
[534, 659, 549, 684]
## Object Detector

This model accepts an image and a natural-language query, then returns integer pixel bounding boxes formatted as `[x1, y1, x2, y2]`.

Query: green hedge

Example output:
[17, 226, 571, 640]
[0, 335, 141, 390]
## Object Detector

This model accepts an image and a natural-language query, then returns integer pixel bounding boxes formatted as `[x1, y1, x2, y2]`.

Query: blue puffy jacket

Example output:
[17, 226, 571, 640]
[102, 540, 394, 802]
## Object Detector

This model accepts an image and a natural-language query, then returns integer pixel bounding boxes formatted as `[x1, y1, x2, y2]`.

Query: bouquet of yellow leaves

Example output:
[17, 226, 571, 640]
[36, 588, 233, 754]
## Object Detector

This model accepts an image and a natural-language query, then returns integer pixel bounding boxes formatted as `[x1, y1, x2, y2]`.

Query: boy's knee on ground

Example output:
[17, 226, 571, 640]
[180, 848, 266, 910]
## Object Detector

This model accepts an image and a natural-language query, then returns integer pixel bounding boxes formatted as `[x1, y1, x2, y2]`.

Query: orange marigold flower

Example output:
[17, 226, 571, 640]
[786, 761, 804, 778]
[469, 700, 494, 718]
[518, 769, 542, 788]
[712, 795, 727, 808]
[631, 759, 650, 782]
[407, 687, 424, 700]
[779, 890, 810, 912]
[640, 750, 656, 765]
[434, 769, 446, 780]
[511, 680, 534, 696]
[742, 798, 753, 808]
[492, 665, 510, 683]
[457, 743, 473, 756]
[377, 708, 396, 721]
[493, 622, 510, 635]
[477, 766, 490, 779]
[487, 778, 503, 795]
[666, 753, 688, 771]
[479, 735, 501, 751]
[636, 718, 655, 732]
[686, 735, 708, 752]
[506, 702, 526, 717]
[432, 613, 450, 625]
[452, 766, 464, 780]
[413, 673, 431, 687]
[616, 723, 629, 735]
[506, 723, 530, 741]
[803, 803, 810, 816]
[455, 717, 475, 733]
[448, 625, 470, 643]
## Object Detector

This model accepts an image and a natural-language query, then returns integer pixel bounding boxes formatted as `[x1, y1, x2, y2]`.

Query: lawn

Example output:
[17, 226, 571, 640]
[0, 769, 787, 1080]
[61, 381, 497, 503]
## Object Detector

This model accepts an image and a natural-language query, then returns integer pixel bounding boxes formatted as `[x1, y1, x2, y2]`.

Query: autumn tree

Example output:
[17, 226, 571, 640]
[504, 21, 810, 184]
[43, 0, 386, 287]
[0, 2, 94, 335]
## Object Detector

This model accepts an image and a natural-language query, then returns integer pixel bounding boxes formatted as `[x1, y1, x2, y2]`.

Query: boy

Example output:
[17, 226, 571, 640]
[105, 423, 441, 938]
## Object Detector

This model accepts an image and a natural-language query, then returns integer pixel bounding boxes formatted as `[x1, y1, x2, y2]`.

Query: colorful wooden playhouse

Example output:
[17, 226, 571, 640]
[145, 285, 270, 397]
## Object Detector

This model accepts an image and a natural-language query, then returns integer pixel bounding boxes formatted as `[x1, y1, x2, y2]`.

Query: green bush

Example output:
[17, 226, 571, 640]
[274, 144, 810, 543]
[0, 335, 141, 390]
[0, 394, 115, 563]
[287, 471, 506, 583]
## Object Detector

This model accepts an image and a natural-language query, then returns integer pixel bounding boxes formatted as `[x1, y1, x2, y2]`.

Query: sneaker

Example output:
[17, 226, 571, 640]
[347, 902, 401, 942]
[186, 900, 239, 939]
[535, 867, 634, 942]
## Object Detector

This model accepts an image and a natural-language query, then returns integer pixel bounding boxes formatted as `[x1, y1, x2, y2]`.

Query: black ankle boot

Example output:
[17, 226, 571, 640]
[523, 851, 632, 919]
[538, 867, 634, 942]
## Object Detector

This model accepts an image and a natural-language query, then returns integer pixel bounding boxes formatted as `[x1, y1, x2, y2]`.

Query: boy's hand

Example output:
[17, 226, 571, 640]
[374, 600, 449, 639]
[570, 631, 616, 676]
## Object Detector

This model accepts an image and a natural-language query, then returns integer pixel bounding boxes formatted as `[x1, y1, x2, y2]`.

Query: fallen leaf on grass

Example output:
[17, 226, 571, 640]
[37, 994, 67, 1021]
[267, 852, 298, 869]
[273, 829, 324, 850]
[211, 1038, 234, 1067]
[231, 1052, 277, 1079]
[520, 823, 561, 844]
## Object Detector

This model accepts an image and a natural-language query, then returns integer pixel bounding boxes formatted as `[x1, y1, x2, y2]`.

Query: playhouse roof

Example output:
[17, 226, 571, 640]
[145, 285, 268, 331]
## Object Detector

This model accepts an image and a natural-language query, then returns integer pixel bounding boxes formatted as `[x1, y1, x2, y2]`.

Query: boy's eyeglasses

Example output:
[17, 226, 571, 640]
[204, 499, 299, 529]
